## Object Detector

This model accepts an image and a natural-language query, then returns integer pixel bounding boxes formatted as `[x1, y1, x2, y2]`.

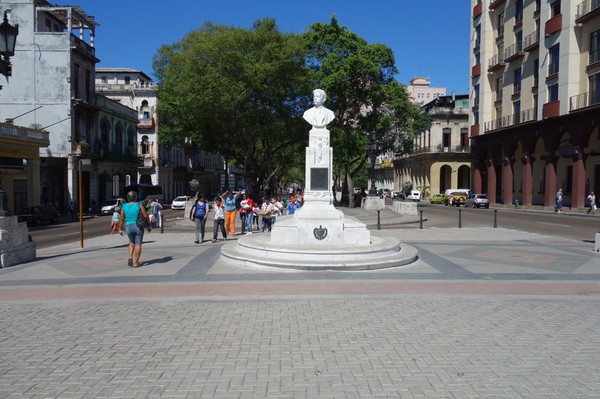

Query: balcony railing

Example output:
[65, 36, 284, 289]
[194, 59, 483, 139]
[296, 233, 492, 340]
[488, 53, 506, 71]
[523, 30, 539, 51]
[545, 14, 562, 37]
[0, 123, 50, 144]
[489, 0, 507, 10]
[569, 90, 600, 111]
[576, 0, 600, 23]
[472, 63, 481, 78]
[504, 42, 524, 62]
[411, 145, 472, 155]
[473, 1, 483, 18]
[495, 89, 503, 102]
[548, 62, 559, 76]
[542, 101, 560, 118]
[484, 108, 537, 132]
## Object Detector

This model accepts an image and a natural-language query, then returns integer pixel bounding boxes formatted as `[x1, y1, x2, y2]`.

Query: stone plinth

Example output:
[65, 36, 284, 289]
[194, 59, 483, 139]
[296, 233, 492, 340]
[363, 196, 385, 210]
[0, 216, 36, 268]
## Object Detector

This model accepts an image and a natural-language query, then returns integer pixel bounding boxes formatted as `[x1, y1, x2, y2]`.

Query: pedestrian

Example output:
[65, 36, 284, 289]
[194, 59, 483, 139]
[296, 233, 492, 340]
[120, 191, 151, 268]
[260, 197, 275, 232]
[252, 201, 260, 230]
[150, 197, 162, 228]
[189, 194, 208, 243]
[287, 196, 300, 215]
[239, 192, 250, 234]
[555, 188, 563, 213]
[245, 196, 255, 234]
[222, 190, 239, 236]
[271, 197, 284, 226]
[587, 191, 596, 215]
[110, 205, 124, 236]
[212, 196, 227, 242]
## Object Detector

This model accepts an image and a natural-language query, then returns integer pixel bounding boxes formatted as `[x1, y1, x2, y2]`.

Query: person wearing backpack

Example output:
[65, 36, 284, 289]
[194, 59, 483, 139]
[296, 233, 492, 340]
[189, 194, 209, 243]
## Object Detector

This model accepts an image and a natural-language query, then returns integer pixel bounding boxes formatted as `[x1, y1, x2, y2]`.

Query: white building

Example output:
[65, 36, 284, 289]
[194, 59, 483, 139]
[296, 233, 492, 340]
[406, 77, 446, 105]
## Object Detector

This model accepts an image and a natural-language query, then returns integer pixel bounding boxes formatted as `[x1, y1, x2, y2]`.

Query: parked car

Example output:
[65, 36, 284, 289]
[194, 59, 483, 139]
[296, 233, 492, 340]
[446, 191, 468, 206]
[393, 191, 406, 200]
[429, 193, 447, 204]
[19, 205, 60, 225]
[407, 190, 421, 201]
[100, 198, 125, 215]
[465, 193, 490, 208]
[171, 196, 190, 210]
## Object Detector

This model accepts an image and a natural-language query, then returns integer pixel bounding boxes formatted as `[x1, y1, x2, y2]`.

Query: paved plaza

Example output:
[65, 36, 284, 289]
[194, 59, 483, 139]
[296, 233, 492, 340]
[1, 208, 599, 398]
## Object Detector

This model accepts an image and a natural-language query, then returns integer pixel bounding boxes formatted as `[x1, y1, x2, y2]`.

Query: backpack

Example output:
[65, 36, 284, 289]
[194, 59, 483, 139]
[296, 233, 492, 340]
[194, 201, 206, 218]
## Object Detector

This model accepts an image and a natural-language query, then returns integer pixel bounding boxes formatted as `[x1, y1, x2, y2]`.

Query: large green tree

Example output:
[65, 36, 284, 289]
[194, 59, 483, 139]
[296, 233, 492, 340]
[301, 17, 430, 204]
[153, 19, 310, 195]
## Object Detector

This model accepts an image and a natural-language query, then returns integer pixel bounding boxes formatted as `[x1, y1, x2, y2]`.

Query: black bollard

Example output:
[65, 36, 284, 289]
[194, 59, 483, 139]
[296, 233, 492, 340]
[419, 210, 423, 230]
[377, 210, 381, 230]
[493, 209, 498, 228]
[458, 209, 462, 228]
[161, 214, 164, 234]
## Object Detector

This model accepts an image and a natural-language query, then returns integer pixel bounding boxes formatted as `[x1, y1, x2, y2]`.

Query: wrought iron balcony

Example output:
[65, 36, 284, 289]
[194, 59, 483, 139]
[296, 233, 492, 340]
[576, 0, 600, 23]
[504, 42, 524, 62]
[523, 30, 539, 51]
[488, 53, 506, 72]
[569, 90, 600, 111]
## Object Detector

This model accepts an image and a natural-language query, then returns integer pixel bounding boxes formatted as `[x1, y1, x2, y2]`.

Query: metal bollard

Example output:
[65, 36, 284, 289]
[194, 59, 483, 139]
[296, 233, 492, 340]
[160, 214, 164, 234]
[458, 209, 462, 228]
[377, 210, 381, 230]
[493, 209, 498, 228]
[419, 210, 423, 230]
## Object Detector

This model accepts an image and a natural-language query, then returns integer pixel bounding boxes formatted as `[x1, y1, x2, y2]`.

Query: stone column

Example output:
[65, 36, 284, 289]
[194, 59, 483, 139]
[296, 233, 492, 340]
[486, 160, 496, 205]
[544, 155, 558, 208]
[303, 129, 333, 205]
[571, 151, 586, 209]
[25, 159, 41, 207]
[473, 162, 483, 194]
[521, 154, 533, 206]
[502, 157, 514, 206]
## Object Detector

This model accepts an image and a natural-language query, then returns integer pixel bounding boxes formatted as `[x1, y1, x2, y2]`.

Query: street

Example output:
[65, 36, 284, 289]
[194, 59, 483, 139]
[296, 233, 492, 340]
[28, 203, 599, 249]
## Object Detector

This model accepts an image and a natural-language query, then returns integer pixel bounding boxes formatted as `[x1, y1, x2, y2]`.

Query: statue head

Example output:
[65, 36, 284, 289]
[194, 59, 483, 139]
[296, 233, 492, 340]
[313, 89, 327, 106]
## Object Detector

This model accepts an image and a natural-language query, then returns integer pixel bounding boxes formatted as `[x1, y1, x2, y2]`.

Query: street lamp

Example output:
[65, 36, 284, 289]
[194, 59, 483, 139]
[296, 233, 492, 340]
[0, 10, 19, 81]
[365, 132, 382, 196]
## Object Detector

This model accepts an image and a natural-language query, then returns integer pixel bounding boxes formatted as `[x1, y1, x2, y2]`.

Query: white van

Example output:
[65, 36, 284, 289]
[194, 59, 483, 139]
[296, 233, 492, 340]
[407, 190, 421, 201]
[444, 188, 471, 197]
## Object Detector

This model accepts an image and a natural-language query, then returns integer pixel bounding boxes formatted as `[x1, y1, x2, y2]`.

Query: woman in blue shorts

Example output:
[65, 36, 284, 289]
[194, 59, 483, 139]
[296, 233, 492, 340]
[120, 191, 151, 268]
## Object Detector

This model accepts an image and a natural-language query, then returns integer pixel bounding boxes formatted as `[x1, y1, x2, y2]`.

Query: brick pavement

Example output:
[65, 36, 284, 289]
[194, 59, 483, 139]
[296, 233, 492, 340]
[0, 209, 599, 398]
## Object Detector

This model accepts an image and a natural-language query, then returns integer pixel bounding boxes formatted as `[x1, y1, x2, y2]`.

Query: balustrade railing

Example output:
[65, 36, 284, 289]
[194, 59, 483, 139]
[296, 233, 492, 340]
[570, 91, 600, 111]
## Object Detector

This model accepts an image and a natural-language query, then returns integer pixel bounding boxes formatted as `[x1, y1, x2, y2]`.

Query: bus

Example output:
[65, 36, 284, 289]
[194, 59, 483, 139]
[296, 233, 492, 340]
[122, 184, 163, 203]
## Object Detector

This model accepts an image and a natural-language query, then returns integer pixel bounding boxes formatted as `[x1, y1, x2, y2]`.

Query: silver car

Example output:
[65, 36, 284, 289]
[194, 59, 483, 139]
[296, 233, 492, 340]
[465, 194, 489, 208]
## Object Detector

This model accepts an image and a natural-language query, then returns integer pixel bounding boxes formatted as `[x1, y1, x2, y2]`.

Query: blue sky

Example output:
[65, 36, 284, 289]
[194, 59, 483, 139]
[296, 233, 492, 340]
[69, 0, 470, 94]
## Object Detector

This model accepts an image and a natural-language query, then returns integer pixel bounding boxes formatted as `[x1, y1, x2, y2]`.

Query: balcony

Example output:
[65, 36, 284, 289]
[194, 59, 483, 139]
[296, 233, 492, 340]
[523, 30, 539, 51]
[489, 0, 507, 10]
[504, 42, 524, 62]
[137, 118, 154, 128]
[471, 124, 480, 137]
[472, 63, 481, 78]
[483, 108, 537, 132]
[542, 101, 560, 118]
[545, 14, 562, 37]
[569, 90, 600, 111]
[473, 1, 483, 18]
[576, 0, 600, 24]
[488, 53, 506, 72]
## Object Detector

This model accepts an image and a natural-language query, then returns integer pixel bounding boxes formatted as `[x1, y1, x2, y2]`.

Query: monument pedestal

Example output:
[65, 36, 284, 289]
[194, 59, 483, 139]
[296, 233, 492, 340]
[0, 216, 36, 268]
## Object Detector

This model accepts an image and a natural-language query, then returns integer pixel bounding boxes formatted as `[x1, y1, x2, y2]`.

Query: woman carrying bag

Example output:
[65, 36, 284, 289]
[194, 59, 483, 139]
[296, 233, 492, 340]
[120, 190, 151, 268]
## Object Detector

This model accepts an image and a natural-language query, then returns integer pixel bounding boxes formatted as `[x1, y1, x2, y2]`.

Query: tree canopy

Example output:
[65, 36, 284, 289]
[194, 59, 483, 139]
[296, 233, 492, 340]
[153, 17, 428, 197]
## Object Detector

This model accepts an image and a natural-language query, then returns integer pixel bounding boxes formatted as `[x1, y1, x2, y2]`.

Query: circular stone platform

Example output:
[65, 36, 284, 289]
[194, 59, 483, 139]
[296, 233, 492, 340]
[220, 234, 418, 271]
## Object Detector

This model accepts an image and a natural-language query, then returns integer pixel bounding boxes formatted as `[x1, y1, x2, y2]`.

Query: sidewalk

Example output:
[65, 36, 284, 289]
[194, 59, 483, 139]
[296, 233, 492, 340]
[0, 207, 599, 397]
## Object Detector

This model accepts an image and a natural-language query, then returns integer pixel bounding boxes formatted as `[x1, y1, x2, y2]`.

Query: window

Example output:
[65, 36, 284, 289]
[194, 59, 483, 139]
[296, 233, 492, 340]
[514, 67, 522, 94]
[515, 0, 523, 23]
[549, 44, 560, 75]
[591, 73, 600, 106]
[497, 13, 504, 38]
[124, 76, 131, 85]
[442, 128, 451, 150]
[475, 52, 481, 65]
[475, 24, 481, 48]
[101, 76, 107, 84]
[460, 128, 469, 149]
[496, 77, 503, 101]
[513, 100, 521, 124]
[473, 84, 480, 107]
[515, 30, 523, 52]
[533, 59, 539, 87]
[551, 0, 561, 17]
[45, 19, 51, 31]
[591, 30, 600, 65]
[548, 83, 559, 102]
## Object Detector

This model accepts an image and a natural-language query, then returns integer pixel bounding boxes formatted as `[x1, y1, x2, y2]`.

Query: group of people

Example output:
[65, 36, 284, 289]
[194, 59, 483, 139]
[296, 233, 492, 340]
[189, 190, 304, 244]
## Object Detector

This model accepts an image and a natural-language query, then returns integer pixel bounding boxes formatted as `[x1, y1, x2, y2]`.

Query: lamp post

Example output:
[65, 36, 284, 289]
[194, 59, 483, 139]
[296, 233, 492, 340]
[365, 132, 382, 196]
[0, 10, 19, 83]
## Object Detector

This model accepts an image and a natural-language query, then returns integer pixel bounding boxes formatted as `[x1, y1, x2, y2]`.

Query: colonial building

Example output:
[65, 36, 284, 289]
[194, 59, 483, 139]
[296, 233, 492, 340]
[95, 68, 227, 201]
[394, 94, 471, 197]
[0, 1, 143, 212]
[470, 0, 600, 209]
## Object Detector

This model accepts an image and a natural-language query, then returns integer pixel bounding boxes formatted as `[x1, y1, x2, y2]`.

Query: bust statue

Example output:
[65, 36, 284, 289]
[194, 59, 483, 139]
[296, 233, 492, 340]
[303, 89, 335, 129]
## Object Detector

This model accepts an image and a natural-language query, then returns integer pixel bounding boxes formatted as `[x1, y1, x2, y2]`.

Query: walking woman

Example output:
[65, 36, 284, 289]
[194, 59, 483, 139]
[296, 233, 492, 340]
[120, 190, 151, 268]
[189, 194, 208, 243]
